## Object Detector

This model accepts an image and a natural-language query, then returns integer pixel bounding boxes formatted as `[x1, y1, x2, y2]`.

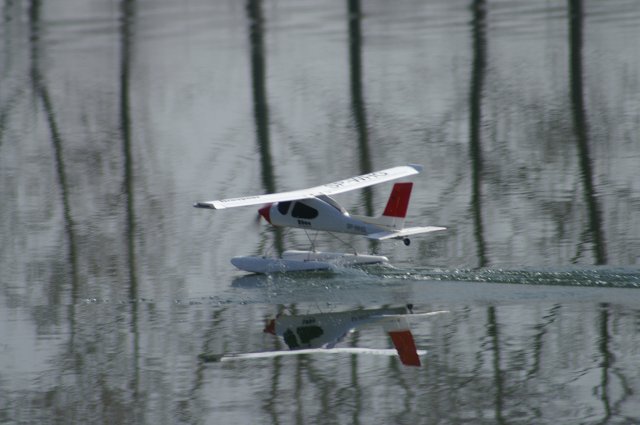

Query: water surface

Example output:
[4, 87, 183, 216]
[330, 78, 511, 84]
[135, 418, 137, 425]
[1, 0, 640, 423]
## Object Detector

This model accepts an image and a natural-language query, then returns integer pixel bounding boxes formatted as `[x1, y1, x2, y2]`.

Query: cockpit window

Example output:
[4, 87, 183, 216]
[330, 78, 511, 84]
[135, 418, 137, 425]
[291, 201, 318, 219]
[277, 201, 292, 215]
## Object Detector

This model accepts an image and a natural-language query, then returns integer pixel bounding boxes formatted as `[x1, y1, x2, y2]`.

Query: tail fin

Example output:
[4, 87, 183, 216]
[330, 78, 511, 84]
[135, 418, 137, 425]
[383, 182, 413, 218]
[379, 182, 413, 229]
[388, 330, 421, 367]
[351, 182, 414, 230]
[384, 316, 421, 367]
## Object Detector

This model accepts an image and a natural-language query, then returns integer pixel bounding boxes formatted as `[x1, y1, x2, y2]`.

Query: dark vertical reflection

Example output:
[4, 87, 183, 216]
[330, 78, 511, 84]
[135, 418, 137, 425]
[2, 1, 22, 118]
[247, 0, 283, 254]
[347, 6, 370, 413]
[469, 0, 487, 267]
[120, 0, 137, 298]
[295, 356, 304, 425]
[2, 0, 11, 20]
[0, 103, 9, 150]
[190, 308, 228, 422]
[487, 306, 505, 425]
[2, 0, 15, 78]
[262, 306, 285, 424]
[596, 304, 612, 422]
[388, 351, 412, 423]
[527, 304, 561, 378]
[348, 0, 373, 217]
[568, 0, 607, 265]
[28, 0, 79, 302]
[593, 304, 634, 423]
[350, 332, 362, 425]
[264, 356, 282, 425]
[119, 0, 141, 420]
[0, 90, 23, 156]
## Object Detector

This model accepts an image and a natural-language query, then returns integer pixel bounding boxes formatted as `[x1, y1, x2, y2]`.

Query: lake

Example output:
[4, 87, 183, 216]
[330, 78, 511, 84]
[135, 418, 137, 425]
[1, 0, 640, 424]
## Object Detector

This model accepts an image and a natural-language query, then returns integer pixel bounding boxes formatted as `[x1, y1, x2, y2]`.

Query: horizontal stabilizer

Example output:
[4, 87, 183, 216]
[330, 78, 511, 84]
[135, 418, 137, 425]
[377, 310, 450, 319]
[367, 226, 446, 241]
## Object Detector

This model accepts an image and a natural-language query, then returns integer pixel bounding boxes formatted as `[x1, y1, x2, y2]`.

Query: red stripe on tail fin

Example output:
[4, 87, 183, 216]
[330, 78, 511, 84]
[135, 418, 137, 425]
[388, 329, 421, 367]
[382, 182, 413, 218]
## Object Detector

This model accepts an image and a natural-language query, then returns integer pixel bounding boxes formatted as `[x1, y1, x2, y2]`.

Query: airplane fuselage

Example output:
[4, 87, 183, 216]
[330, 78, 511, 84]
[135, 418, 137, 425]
[265, 306, 411, 349]
[259, 197, 386, 236]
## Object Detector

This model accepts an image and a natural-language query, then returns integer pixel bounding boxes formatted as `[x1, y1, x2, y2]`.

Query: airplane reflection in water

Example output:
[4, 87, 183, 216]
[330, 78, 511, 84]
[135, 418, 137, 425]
[200, 305, 448, 367]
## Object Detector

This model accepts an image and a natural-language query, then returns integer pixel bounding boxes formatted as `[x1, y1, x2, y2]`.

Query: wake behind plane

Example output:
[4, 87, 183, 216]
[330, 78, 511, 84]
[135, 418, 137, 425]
[194, 164, 446, 273]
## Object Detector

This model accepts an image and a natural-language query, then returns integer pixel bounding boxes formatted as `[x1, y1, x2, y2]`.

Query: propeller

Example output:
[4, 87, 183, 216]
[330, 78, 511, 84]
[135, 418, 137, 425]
[252, 203, 273, 229]
[258, 204, 272, 224]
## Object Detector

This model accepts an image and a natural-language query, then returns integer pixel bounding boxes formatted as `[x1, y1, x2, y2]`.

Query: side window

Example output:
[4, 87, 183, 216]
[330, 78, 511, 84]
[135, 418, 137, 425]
[291, 201, 318, 219]
[277, 201, 292, 215]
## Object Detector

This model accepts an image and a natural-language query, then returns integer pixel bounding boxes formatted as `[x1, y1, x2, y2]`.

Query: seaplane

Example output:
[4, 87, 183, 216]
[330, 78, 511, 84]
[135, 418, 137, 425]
[194, 164, 446, 273]
[198, 305, 449, 367]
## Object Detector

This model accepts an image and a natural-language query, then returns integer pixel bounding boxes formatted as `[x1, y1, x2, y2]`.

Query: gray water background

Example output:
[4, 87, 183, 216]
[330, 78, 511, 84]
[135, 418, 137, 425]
[1, 0, 640, 423]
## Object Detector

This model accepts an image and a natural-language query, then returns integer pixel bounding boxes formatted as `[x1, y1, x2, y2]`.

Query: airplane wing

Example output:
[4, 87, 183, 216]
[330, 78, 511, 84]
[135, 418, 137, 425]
[199, 347, 427, 362]
[366, 226, 447, 241]
[194, 164, 423, 209]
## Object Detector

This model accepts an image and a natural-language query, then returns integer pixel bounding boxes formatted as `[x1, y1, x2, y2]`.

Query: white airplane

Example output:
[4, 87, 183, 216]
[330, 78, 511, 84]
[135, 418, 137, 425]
[194, 164, 446, 273]
[198, 305, 449, 367]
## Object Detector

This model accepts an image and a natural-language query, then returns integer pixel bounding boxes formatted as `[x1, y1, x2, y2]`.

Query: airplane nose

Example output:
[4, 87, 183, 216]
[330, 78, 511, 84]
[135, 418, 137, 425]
[263, 319, 276, 335]
[258, 204, 272, 224]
